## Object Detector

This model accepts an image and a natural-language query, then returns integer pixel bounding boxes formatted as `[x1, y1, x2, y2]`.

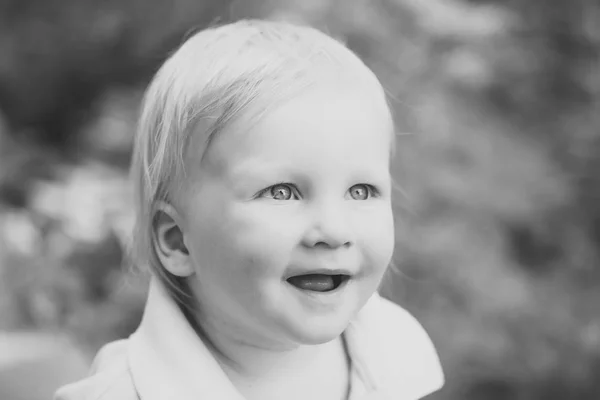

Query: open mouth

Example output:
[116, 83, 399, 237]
[286, 274, 351, 293]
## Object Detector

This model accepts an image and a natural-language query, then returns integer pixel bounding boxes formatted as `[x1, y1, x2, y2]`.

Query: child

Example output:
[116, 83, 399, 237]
[55, 19, 444, 400]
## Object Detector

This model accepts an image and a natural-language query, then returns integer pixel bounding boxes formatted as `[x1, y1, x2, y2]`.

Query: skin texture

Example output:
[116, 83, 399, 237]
[154, 77, 395, 398]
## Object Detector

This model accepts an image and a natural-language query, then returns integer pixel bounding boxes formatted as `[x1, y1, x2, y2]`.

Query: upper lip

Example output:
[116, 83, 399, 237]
[284, 267, 353, 281]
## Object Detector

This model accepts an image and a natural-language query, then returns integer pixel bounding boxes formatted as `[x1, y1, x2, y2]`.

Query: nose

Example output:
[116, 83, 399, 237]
[302, 200, 353, 249]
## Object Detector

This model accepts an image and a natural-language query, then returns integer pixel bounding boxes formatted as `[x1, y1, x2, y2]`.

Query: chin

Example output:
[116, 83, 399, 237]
[284, 314, 353, 346]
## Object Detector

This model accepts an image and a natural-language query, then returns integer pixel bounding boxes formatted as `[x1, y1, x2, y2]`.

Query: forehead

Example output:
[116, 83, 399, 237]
[203, 80, 394, 173]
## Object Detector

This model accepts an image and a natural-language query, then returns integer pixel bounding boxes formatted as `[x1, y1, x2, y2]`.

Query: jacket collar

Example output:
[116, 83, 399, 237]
[128, 279, 245, 399]
[127, 278, 385, 400]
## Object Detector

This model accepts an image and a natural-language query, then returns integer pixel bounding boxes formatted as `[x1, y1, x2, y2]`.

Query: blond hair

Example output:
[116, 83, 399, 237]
[130, 19, 392, 303]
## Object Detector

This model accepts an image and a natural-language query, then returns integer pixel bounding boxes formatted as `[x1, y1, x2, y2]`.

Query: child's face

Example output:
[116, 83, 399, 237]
[180, 81, 395, 348]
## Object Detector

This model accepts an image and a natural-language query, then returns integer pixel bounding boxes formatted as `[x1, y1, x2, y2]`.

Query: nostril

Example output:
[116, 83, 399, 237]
[312, 240, 352, 249]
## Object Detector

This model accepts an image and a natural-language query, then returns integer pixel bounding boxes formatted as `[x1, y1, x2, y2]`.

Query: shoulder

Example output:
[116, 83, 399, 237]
[54, 340, 139, 400]
[357, 294, 445, 398]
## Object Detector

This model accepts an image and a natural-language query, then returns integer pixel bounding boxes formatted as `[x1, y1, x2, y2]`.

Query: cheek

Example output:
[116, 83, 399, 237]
[218, 204, 306, 276]
[356, 206, 395, 269]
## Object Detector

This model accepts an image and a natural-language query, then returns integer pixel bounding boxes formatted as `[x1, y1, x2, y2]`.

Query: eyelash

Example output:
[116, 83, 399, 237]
[257, 182, 380, 200]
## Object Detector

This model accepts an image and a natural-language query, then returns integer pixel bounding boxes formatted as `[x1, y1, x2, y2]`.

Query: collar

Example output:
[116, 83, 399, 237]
[126, 278, 430, 400]
[128, 279, 245, 400]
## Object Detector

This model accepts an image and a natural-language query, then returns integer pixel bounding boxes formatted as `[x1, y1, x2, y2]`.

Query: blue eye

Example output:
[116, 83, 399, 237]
[349, 184, 375, 200]
[261, 183, 298, 200]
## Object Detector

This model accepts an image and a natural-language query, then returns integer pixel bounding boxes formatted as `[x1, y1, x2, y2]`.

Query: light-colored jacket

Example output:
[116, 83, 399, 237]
[55, 279, 444, 400]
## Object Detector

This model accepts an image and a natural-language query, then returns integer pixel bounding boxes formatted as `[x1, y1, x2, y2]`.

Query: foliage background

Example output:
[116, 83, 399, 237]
[0, 0, 598, 399]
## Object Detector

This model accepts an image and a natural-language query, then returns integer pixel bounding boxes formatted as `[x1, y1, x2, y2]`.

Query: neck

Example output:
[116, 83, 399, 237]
[181, 305, 346, 383]
[205, 317, 343, 380]
[213, 330, 349, 400]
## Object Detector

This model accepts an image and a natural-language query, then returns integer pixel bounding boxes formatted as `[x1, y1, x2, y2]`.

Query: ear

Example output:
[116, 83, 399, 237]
[152, 202, 194, 277]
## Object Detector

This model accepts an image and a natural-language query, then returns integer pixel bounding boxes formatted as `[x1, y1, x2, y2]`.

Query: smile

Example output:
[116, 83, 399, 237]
[286, 273, 351, 293]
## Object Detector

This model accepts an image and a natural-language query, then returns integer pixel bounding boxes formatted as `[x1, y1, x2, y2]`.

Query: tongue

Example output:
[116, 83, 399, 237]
[287, 274, 334, 292]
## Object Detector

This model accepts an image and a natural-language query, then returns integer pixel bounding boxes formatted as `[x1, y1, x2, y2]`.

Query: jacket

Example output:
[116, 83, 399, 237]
[55, 279, 444, 400]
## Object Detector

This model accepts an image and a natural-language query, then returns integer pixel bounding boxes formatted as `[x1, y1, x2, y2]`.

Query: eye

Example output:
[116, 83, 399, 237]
[349, 184, 376, 200]
[260, 183, 299, 200]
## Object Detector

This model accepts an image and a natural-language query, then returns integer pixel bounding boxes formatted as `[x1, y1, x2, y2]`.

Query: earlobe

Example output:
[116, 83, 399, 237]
[153, 202, 194, 277]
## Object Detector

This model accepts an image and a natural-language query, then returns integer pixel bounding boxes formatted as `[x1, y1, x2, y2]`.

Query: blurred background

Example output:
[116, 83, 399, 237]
[0, 0, 598, 399]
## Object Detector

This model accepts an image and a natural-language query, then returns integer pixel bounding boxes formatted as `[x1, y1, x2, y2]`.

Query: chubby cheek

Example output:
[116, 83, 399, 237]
[357, 207, 395, 276]
[219, 203, 304, 280]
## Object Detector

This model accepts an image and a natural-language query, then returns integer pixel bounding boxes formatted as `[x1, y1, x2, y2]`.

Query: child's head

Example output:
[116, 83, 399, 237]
[130, 19, 396, 347]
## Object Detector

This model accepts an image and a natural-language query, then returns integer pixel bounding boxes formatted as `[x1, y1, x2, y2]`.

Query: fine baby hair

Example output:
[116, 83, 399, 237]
[130, 19, 393, 304]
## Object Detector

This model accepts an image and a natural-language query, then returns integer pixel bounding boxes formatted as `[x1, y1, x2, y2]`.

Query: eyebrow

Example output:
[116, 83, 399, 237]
[225, 160, 301, 190]
[228, 160, 288, 179]
[228, 160, 391, 186]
